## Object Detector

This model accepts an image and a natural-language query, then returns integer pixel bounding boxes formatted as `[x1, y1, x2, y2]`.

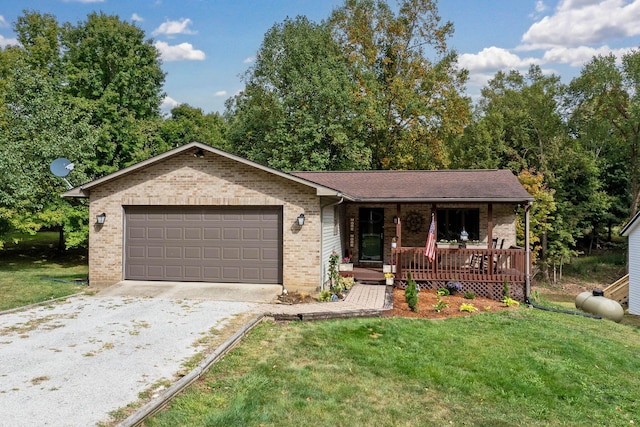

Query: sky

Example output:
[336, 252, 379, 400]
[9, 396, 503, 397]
[1, 0, 640, 114]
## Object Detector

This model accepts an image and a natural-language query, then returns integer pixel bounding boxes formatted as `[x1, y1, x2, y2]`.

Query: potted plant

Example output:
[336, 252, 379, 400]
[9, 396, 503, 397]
[338, 256, 353, 272]
[465, 240, 486, 249]
[384, 272, 394, 285]
[436, 240, 459, 249]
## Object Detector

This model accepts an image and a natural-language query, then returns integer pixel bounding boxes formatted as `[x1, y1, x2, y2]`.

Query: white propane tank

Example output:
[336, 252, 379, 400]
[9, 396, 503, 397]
[575, 290, 624, 323]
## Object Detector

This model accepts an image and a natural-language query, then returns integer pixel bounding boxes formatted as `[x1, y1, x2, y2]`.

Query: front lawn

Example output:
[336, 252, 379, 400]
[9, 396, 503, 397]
[145, 310, 640, 426]
[0, 232, 88, 310]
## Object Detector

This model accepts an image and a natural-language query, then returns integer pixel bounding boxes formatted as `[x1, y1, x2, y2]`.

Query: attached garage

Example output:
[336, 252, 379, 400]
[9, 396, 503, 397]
[125, 206, 282, 284]
[63, 142, 342, 293]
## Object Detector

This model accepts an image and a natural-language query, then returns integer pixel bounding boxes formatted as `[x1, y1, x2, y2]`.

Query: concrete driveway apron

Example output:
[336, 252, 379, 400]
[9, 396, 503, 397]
[0, 293, 261, 426]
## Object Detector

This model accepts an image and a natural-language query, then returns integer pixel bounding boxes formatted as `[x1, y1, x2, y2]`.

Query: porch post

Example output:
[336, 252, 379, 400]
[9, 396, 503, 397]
[395, 203, 402, 279]
[395, 203, 402, 247]
[525, 202, 531, 301]
[487, 203, 493, 245]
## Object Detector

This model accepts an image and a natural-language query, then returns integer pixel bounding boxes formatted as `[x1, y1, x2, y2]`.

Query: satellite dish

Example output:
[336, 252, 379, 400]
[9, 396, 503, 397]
[50, 158, 74, 177]
[50, 158, 75, 189]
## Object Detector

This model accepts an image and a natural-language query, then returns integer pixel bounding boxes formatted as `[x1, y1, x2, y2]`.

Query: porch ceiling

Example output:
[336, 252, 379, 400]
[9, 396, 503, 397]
[291, 170, 533, 203]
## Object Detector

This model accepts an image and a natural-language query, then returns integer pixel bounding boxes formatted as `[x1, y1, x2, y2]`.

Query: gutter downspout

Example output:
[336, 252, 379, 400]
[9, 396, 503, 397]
[320, 196, 344, 291]
[525, 202, 532, 302]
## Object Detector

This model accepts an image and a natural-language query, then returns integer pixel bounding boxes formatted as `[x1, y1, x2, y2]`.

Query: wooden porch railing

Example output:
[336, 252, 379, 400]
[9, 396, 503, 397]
[391, 247, 526, 285]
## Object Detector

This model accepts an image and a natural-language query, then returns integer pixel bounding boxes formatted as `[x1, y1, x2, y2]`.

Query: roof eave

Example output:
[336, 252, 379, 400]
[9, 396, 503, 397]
[61, 142, 342, 199]
[346, 197, 534, 203]
[621, 210, 640, 236]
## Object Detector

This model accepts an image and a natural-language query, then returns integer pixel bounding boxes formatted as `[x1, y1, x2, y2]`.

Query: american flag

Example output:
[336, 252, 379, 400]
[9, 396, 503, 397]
[424, 214, 436, 262]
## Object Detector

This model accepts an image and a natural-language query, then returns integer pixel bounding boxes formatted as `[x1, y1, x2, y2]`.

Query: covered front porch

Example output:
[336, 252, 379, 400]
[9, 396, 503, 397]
[391, 246, 528, 300]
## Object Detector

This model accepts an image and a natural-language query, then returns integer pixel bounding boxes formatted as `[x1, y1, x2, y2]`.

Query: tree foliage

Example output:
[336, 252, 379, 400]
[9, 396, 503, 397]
[330, 0, 470, 169]
[61, 11, 166, 176]
[568, 51, 640, 219]
[226, 16, 368, 171]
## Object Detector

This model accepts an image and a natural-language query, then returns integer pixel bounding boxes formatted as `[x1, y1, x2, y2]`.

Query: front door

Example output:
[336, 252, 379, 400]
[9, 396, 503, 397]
[359, 208, 384, 262]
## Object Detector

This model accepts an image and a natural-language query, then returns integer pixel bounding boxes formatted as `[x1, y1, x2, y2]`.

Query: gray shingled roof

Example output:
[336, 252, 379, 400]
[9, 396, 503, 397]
[291, 170, 533, 203]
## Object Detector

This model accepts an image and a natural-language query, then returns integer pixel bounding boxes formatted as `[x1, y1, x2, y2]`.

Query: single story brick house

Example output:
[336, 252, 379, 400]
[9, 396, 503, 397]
[621, 211, 640, 315]
[63, 142, 533, 300]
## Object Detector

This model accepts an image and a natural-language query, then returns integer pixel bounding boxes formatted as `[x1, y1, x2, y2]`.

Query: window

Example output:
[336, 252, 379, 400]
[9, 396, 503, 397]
[437, 209, 480, 241]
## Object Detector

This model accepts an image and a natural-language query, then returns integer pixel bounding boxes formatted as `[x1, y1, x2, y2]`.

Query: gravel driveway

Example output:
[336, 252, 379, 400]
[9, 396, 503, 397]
[0, 294, 260, 426]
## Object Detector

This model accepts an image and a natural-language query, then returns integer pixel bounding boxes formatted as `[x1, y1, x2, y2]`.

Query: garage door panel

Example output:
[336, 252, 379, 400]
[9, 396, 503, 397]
[166, 228, 183, 240]
[243, 228, 260, 240]
[165, 247, 182, 259]
[184, 228, 202, 240]
[203, 247, 220, 260]
[147, 228, 163, 239]
[223, 266, 241, 281]
[203, 227, 221, 239]
[184, 266, 202, 279]
[223, 247, 240, 260]
[147, 246, 163, 258]
[184, 247, 201, 259]
[125, 206, 281, 283]
[223, 228, 240, 240]
[242, 248, 260, 260]
[263, 248, 279, 261]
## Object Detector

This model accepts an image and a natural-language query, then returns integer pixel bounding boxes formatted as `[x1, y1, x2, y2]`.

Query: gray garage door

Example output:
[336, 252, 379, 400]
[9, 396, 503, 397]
[125, 206, 282, 284]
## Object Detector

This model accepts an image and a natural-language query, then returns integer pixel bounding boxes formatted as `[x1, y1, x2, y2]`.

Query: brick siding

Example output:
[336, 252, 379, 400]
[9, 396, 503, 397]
[89, 151, 321, 293]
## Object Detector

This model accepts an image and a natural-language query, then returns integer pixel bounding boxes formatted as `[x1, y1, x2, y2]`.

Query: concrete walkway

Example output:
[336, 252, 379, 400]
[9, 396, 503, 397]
[268, 283, 392, 320]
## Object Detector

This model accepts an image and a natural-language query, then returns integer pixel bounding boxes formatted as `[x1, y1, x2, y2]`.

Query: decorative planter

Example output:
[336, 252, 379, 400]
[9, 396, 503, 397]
[339, 263, 354, 272]
[391, 265, 396, 273]
[385, 277, 394, 285]
[383, 264, 392, 273]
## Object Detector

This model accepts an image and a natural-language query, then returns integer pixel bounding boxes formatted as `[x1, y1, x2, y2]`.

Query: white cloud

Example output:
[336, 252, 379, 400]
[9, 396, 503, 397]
[0, 34, 19, 48]
[152, 18, 196, 36]
[535, 1, 548, 13]
[131, 13, 144, 22]
[458, 47, 540, 73]
[160, 96, 180, 116]
[214, 91, 228, 97]
[542, 45, 632, 66]
[154, 41, 205, 61]
[521, 0, 640, 49]
[243, 56, 255, 64]
[0, 15, 8, 28]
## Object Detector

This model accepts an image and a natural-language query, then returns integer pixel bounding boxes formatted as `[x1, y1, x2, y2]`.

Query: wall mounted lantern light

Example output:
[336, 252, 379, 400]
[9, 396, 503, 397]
[96, 212, 106, 225]
[393, 216, 399, 224]
[297, 213, 305, 226]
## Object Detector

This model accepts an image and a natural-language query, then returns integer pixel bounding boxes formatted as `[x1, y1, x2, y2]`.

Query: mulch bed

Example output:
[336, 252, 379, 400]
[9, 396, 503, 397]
[391, 288, 518, 319]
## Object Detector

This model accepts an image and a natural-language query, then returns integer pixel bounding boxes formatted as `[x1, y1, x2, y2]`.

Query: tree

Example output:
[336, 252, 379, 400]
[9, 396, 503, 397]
[61, 12, 166, 177]
[226, 16, 369, 171]
[0, 60, 96, 249]
[161, 104, 227, 149]
[569, 51, 640, 218]
[329, 0, 470, 169]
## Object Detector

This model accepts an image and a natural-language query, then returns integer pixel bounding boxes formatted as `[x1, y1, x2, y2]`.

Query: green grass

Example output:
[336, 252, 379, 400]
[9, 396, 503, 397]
[145, 311, 640, 427]
[0, 232, 88, 311]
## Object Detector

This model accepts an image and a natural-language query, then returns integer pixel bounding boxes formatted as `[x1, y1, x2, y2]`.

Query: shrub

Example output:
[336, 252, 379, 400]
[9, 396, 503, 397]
[437, 288, 450, 296]
[459, 303, 478, 313]
[463, 291, 475, 299]
[433, 298, 449, 312]
[446, 281, 462, 295]
[405, 272, 418, 312]
[318, 290, 331, 302]
[502, 297, 520, 307]
[502, 280, 510, 298]
[339, 276, 355, 290]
